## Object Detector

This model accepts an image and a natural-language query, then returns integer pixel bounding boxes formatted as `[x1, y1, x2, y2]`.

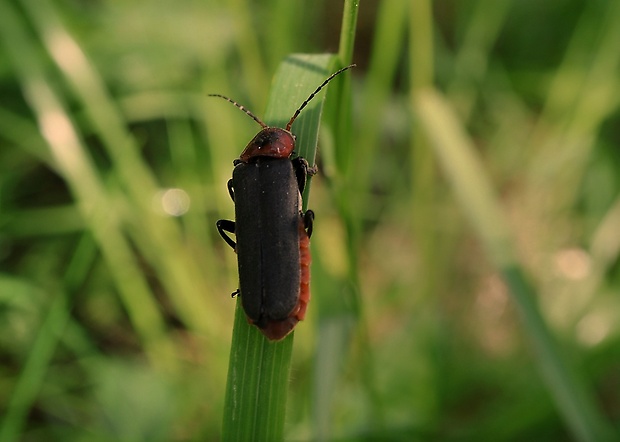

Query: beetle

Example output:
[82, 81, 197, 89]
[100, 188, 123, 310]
[213, 64, 354, 341]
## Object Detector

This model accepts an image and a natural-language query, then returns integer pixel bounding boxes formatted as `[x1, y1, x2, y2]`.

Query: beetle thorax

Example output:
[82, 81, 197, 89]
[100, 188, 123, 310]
[238, 127, 295, 162]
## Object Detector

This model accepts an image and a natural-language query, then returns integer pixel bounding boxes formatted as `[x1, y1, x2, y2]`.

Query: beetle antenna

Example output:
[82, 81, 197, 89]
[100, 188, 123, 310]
[208, 94, 268, 129]
[285, 64, 356, 131]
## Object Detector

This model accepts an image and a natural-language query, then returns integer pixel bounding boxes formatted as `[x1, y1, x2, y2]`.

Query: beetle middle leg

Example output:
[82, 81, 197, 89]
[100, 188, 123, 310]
[216, 219, 236, 250]
[216, 222, 240, 297]
[303, 210, 315, 238]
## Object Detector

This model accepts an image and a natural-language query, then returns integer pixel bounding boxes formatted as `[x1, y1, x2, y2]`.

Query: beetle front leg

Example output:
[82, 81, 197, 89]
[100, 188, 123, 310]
[216, 219, 237, 250]
[303, 160, 318, 177]
[227, 179, 235, 202]
[303, 210, 315, 238]
[292, 157, 317, 194]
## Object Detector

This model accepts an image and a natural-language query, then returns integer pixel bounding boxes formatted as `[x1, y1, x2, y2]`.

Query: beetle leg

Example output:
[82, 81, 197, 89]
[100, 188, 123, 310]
[306, 163, 318, 177]
[292, 157, 318, 194]
[303, 210, 315, 238]
[231, 289, 240, 298]
[216, 219, 237, 250]
[227, 179, 235, 202]
[292, 157, 308, 193]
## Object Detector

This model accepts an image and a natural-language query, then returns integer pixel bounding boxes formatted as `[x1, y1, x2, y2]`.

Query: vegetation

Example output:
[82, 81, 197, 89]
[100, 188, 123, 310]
[1, 0, 619, 440]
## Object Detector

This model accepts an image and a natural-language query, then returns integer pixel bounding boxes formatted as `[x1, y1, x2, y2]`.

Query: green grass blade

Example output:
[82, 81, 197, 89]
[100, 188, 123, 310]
[264, 53, 336, 206]
[338, 0, 360, 65]
[414, 88, 616, 442]
[221, 53, 340, 442]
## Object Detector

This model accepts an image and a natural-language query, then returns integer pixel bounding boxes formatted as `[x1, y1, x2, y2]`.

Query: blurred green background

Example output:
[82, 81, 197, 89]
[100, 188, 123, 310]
[1, 0, 619, 440]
